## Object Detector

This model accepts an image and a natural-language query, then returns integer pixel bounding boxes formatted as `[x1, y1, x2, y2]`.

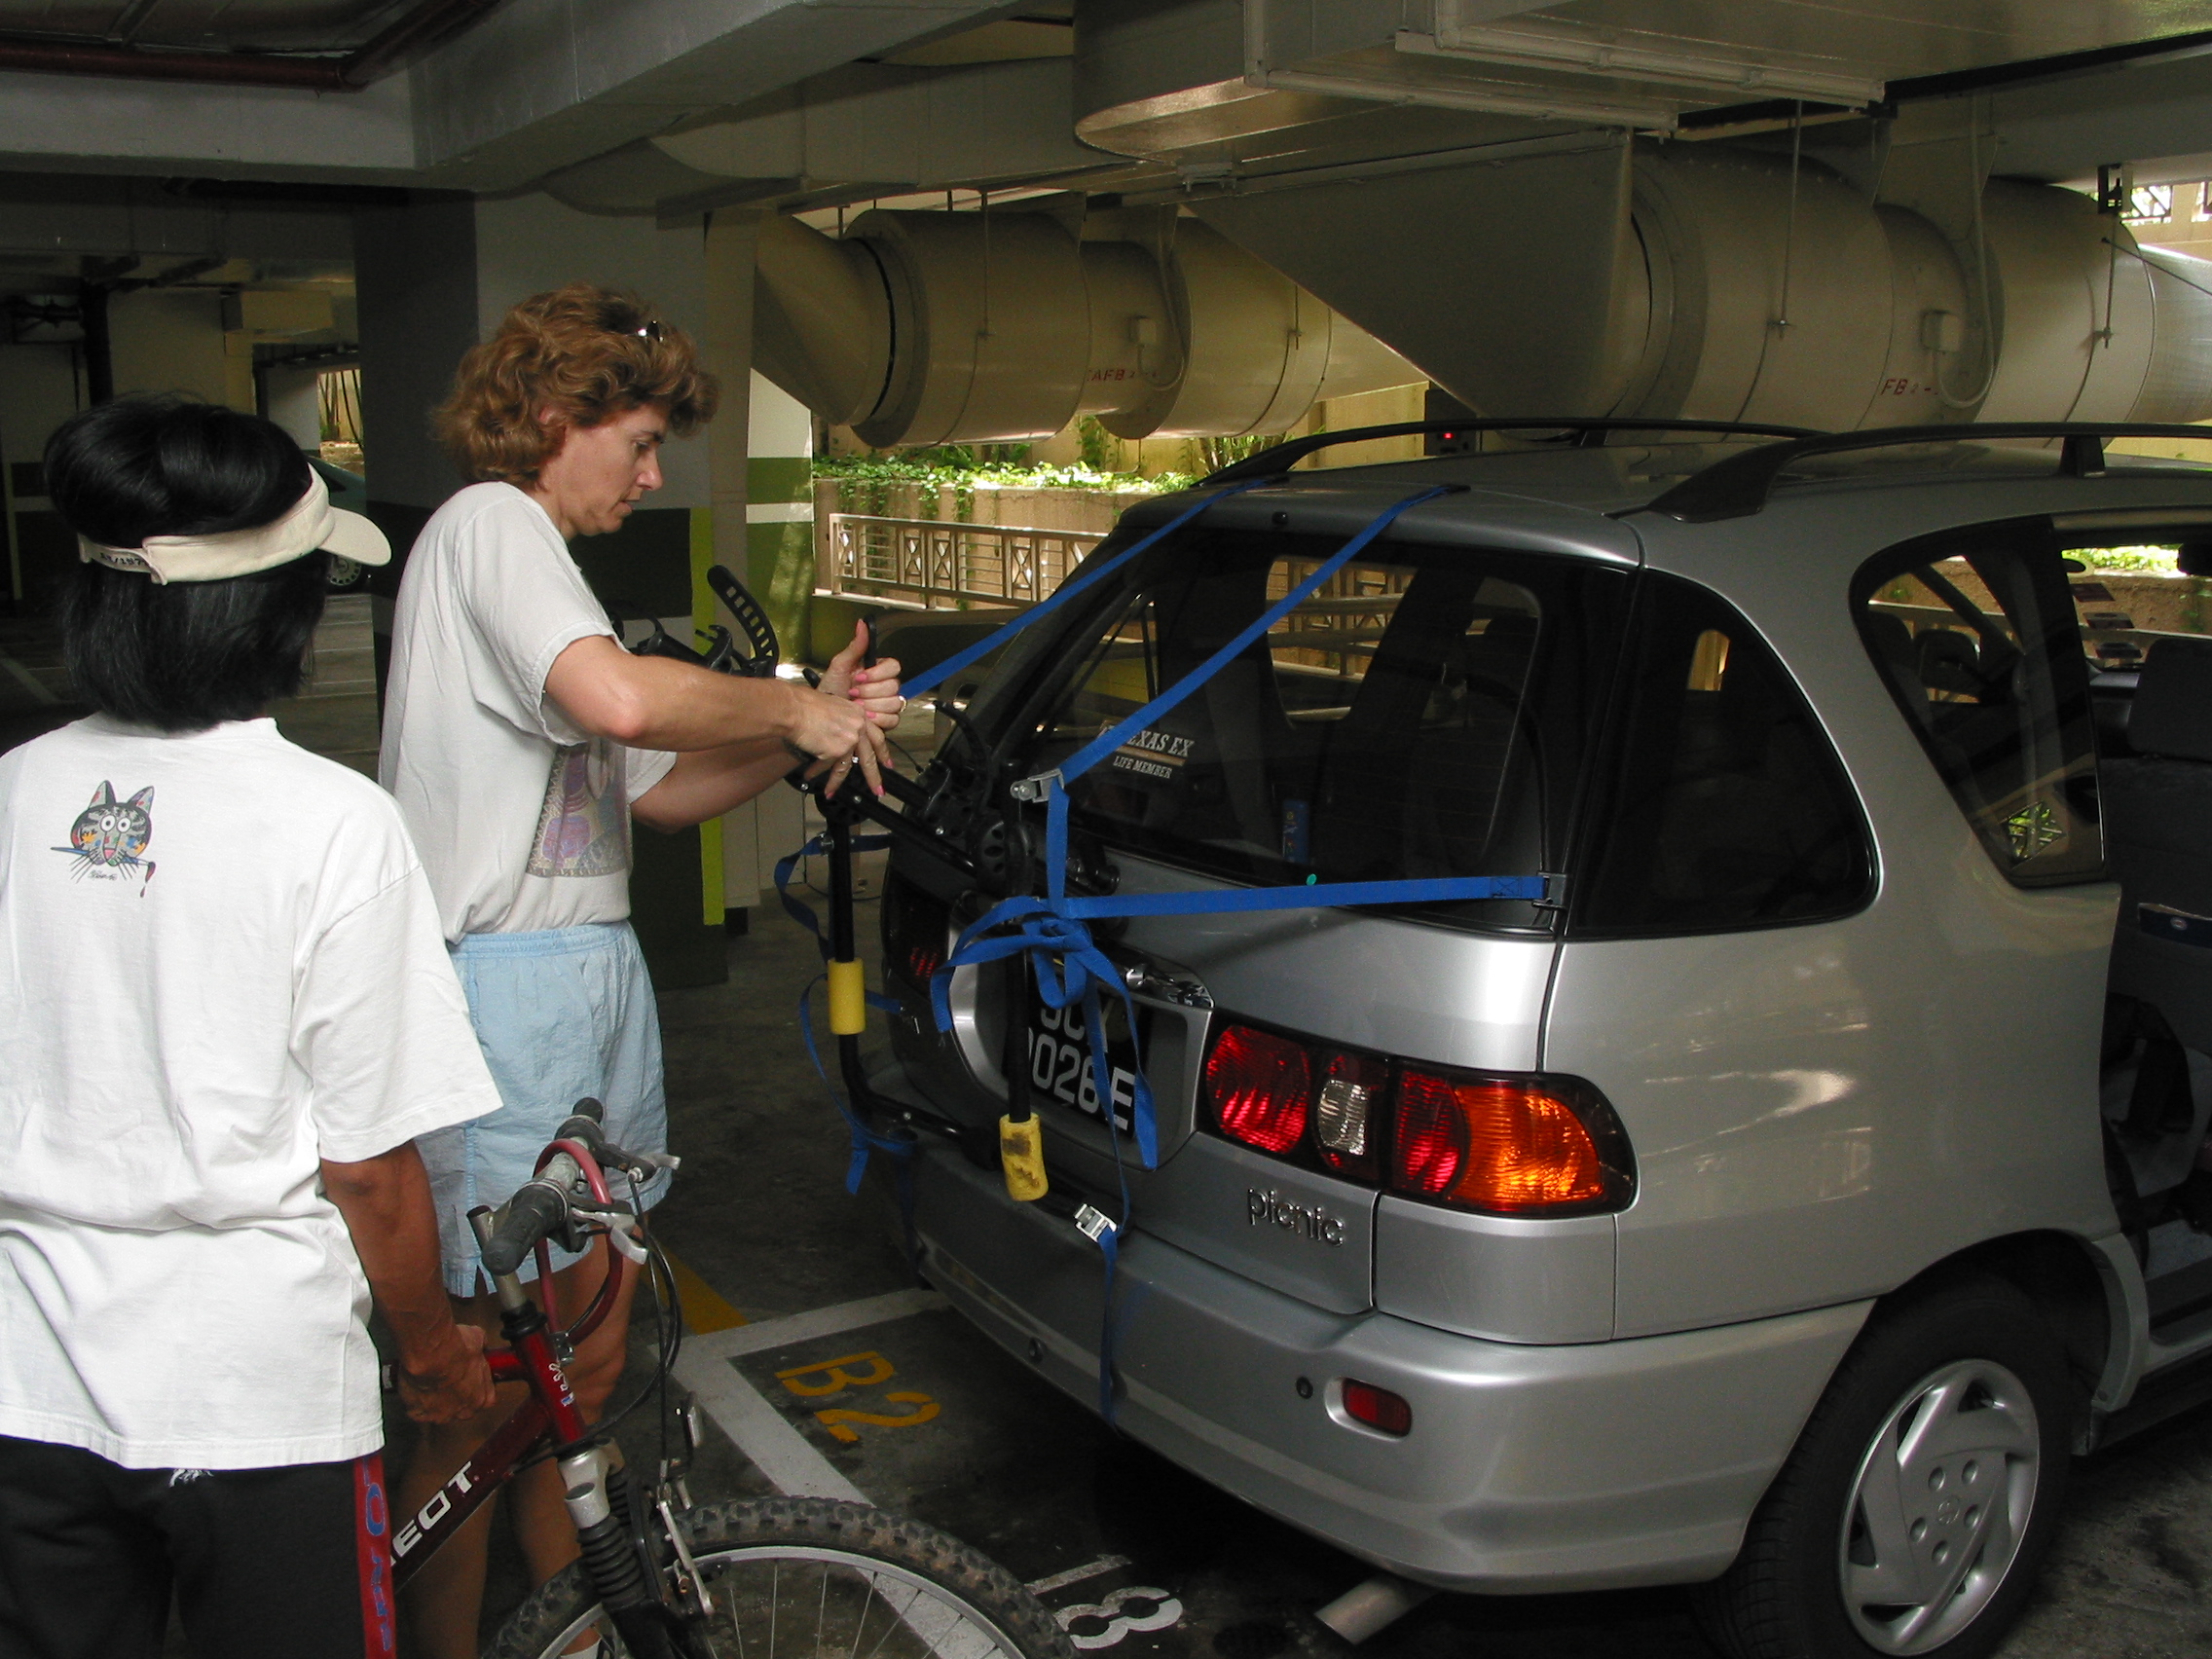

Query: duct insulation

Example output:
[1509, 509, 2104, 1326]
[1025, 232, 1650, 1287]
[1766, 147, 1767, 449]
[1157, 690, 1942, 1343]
[754, 208, 1419, 447]
[1189, 144, 2212, 431]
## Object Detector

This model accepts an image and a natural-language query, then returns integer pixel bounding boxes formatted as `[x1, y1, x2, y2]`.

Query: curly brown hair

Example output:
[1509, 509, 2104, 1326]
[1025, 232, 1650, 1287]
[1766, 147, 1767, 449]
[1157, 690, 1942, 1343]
[434, 282, 719, 484]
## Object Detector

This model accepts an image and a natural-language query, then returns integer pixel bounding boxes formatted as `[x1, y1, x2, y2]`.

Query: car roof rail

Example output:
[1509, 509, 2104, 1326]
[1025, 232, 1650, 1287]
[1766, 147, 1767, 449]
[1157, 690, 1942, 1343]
[1198, 418, 1826, 486]
[1641, 422, 2212, 523]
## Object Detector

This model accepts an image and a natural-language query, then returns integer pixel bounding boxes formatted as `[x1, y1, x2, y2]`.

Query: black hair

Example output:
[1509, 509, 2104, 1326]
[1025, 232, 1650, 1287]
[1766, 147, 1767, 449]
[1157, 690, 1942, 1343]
[46, 396, 329, 733]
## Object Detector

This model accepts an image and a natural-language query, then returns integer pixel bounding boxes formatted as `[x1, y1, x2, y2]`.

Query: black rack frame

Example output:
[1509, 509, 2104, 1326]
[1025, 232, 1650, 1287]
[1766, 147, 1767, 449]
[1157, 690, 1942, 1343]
[1642, 422, 2212, 523]
[1199, 418, 1824, 485]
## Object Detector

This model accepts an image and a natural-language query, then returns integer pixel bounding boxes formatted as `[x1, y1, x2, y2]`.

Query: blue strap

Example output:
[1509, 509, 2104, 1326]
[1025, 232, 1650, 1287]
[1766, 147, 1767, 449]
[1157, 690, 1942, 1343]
[1043, 483, 1456, 904]
[897, 477, 1276, 705]
[932, 905, 1160, 1166]
[775, 840, 913, 1255]
[772, 834, 899, 1012]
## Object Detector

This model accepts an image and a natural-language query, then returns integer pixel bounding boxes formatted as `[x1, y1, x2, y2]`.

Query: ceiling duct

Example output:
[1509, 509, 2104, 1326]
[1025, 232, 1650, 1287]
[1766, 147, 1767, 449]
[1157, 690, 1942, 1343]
[1191, 142, 2212, 431]
[753, 207, 1419, 448]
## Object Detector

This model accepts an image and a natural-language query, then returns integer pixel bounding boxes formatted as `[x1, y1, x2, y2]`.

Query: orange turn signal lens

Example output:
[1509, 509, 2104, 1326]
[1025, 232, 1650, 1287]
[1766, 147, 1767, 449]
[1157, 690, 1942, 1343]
[1390, 1071, 1613, 1213]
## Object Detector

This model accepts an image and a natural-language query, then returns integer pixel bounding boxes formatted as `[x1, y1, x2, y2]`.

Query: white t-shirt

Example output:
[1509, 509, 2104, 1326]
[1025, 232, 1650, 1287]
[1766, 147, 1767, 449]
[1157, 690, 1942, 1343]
[0, 717, 500, 1469]
[379, 483, 678, 942]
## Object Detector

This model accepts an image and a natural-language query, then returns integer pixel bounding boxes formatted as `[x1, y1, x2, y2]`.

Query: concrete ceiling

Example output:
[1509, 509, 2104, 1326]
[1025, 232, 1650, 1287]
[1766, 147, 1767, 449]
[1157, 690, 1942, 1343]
[11, 0, 2212, 231]
[0, 0, 416, 51]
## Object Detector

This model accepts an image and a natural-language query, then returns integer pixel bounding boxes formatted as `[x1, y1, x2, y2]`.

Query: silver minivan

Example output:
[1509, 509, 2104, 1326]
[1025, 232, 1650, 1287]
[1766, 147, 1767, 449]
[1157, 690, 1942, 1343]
[868, 424, 2212, 1659]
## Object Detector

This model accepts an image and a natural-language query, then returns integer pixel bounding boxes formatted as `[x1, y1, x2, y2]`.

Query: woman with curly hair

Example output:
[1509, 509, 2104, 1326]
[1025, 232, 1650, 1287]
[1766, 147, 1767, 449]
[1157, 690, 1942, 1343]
[381, 282, 902, 1654]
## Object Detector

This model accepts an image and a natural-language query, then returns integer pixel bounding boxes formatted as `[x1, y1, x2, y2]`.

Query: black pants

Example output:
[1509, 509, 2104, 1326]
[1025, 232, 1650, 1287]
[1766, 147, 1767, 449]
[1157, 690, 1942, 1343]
[0, 1435, 394, 1659]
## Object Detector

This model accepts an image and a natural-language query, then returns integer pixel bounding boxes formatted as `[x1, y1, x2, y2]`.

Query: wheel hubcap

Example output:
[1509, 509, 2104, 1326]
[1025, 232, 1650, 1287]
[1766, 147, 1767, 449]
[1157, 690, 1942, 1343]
[1837, 1357, 2041, 1655]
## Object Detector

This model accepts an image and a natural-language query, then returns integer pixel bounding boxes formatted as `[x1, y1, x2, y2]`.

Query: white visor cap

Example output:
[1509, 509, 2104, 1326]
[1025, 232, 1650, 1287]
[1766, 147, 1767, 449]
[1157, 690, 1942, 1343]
[77, 469, 390, 584]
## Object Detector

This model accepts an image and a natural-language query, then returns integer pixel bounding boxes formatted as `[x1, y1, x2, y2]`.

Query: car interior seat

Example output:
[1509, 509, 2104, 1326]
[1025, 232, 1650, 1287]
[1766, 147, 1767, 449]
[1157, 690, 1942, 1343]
[2104, 636, 2212, 955]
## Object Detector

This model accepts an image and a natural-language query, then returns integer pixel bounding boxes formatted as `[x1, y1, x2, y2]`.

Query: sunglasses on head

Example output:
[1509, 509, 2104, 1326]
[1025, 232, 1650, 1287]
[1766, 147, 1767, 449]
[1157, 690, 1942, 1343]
[608, 317, 664, 343]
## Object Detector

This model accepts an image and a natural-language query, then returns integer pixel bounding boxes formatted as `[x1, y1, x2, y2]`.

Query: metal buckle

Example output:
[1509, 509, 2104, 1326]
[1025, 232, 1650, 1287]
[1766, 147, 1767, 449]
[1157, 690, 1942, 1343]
[1009, 770, 1062, 803]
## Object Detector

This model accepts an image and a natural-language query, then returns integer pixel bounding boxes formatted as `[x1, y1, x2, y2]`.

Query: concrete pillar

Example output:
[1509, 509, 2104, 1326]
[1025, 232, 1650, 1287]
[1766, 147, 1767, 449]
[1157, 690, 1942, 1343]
[263, 362, 324, 452]
[749, 371, 817, 665]
[352, 196, 478, 531]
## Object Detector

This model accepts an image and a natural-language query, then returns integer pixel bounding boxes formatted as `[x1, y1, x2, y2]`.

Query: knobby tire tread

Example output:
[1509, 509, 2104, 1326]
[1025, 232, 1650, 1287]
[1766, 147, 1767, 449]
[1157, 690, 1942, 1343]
[486, 1495, 1077, 1659]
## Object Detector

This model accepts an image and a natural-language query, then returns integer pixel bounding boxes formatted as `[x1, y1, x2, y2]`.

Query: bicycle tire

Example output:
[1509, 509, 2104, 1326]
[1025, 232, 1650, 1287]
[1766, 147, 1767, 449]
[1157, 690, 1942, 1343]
[485, 1495, 1079, 1659]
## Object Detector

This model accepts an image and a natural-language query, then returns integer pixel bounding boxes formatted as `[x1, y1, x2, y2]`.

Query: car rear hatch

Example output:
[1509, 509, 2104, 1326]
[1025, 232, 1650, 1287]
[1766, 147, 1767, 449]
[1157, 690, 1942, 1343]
[884, 479, 1641, 1313]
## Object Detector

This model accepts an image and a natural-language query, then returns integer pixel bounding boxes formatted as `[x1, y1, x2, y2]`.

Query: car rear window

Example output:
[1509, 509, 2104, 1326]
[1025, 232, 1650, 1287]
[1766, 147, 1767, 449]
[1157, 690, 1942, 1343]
[1854, 526, 2103, 886]
[1005, 527, 1627, 929]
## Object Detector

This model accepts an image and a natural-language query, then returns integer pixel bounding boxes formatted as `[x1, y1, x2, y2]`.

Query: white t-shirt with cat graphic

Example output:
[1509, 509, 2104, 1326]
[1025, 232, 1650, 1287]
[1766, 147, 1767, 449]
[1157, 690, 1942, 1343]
[379, 483, 678, 942]
[0, 715, 500, 1468]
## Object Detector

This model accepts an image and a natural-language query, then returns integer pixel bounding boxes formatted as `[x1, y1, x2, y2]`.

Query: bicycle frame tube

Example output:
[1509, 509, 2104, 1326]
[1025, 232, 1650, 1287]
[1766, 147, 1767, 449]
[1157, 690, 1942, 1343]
[390, 1259, 616, 1587]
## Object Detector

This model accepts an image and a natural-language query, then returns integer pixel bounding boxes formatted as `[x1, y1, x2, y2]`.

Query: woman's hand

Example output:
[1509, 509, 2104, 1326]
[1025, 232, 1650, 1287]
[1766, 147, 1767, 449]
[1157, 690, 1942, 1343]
[819, 620, 906, 729]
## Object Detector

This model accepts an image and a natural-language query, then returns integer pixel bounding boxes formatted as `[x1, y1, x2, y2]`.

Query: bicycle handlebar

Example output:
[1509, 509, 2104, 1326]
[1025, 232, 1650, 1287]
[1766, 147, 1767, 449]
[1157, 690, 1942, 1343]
[478, 1182, 570, 1277]
[555, 1097, 672, 1186]
[470, 1100, 672, 1281]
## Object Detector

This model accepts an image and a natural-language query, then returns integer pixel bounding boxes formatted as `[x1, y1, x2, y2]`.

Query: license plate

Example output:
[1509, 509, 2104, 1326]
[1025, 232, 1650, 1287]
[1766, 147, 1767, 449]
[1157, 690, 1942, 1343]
[1025, 994, 1145, 1134]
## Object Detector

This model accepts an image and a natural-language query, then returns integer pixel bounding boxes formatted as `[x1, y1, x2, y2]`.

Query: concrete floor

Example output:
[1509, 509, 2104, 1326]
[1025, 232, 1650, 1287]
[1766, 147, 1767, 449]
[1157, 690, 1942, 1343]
[8, 603, 2212, 1657]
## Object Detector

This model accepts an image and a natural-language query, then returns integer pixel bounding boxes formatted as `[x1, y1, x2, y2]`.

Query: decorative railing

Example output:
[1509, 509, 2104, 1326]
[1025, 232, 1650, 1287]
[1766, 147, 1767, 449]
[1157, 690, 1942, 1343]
[823, 514, 1108, 608]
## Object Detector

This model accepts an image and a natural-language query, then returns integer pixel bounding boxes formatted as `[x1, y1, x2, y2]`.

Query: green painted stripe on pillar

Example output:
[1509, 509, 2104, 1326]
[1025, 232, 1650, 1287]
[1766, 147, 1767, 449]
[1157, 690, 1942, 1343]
[749, 518, 817, 665]
[747, 457, 813, 503]
[690, 505, 725, 928]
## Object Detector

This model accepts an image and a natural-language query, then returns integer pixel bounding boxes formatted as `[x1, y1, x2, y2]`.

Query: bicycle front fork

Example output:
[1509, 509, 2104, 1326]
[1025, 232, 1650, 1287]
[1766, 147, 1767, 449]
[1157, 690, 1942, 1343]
[560, 1446, 709, 1658]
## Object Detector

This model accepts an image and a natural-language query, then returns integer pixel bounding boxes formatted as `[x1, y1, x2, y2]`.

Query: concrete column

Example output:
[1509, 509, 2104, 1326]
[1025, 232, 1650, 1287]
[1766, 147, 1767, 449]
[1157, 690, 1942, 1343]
[264, 362, 324, 452]
[749, 371, 817, 665]
[701, 209, 797, 914]
[352, 196, 478, 524]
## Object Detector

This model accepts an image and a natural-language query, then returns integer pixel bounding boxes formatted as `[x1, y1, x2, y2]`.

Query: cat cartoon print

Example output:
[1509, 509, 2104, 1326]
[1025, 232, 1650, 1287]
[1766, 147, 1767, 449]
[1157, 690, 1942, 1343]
[55, 781, 156, 890]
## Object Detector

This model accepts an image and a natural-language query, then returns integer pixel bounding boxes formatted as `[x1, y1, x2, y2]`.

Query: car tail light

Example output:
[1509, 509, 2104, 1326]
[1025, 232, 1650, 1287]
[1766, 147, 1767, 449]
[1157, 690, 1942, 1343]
[1195, 1016, 1634, 1214]
[881, 877, 948, 987]
[1205, 1023, 1311, 1154]
[1391, 1070, 1613, 1212]
[1340, 1380, 1412, 1436]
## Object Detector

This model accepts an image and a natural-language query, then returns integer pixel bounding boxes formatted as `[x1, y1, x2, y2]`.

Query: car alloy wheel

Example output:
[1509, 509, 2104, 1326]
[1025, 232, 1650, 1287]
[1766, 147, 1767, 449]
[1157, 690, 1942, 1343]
[1837, 1358, 2041, 1655]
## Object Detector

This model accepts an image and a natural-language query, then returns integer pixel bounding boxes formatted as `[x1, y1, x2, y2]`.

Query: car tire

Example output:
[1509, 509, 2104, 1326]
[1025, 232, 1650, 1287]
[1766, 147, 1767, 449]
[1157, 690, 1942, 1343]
[1691, 1274, 2074, 1659]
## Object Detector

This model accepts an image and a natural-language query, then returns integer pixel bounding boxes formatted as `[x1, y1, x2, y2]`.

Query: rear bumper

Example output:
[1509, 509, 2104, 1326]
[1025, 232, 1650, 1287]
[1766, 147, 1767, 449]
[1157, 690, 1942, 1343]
[914, 1141, 1868, 1594]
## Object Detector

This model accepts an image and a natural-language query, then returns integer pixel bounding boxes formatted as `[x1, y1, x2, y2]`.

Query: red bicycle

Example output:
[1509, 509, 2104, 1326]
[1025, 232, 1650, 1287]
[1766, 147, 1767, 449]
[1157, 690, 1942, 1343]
[389, 1101, 1074, 1659]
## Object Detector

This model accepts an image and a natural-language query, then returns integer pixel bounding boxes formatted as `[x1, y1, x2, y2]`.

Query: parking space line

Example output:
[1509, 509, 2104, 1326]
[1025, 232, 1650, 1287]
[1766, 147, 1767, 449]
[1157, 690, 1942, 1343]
[686, 1286, 946, 1362]
[1025, 1556, 1132, 1596]
[673, 1287, 945, 1505]
[674, 1342, 870, 1502]
[662, 1247, 748, 1333]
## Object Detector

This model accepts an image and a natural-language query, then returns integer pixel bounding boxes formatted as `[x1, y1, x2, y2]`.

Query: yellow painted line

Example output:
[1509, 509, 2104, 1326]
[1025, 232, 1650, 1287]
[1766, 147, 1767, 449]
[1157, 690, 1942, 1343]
[663, 1247, 749, 1334]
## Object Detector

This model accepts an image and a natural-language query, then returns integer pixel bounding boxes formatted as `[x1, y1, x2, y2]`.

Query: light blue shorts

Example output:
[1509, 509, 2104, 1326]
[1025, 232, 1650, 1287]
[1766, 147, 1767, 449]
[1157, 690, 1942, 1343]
[418, 920, 673, 1295]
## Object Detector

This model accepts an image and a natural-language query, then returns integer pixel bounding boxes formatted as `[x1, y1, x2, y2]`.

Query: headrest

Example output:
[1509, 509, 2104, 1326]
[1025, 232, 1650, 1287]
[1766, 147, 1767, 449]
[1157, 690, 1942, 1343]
[1862, 611, 1914, 670]
[2130, 636, 2212, 762]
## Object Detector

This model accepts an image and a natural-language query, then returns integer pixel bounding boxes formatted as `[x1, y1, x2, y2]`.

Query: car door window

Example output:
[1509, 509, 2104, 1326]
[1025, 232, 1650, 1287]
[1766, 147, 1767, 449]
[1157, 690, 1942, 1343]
[1578, 571, 1873, 934]
[1854, 527, 2103, 886]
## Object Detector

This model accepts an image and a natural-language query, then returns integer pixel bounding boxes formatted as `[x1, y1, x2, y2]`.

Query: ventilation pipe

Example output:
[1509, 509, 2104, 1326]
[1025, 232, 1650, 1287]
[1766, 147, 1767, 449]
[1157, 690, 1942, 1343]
[753, 209, 1419, 448]
[1193, 145, 2212, 430]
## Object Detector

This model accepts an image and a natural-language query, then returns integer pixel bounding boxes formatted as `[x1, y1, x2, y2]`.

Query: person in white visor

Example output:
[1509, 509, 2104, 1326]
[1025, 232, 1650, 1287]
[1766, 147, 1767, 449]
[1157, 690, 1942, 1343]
[0, 395, 501, 1659]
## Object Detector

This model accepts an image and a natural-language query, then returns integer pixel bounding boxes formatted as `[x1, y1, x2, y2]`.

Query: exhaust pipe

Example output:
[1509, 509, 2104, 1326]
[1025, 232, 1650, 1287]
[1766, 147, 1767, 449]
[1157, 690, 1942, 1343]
[1313, 1573, 1436, 1644]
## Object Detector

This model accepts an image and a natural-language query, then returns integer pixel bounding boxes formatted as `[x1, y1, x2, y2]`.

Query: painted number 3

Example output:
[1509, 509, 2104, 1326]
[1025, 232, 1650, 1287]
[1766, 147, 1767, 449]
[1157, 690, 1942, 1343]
[776, 1350, 941, 1443]
[1055, 1586, 1185, 1651]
